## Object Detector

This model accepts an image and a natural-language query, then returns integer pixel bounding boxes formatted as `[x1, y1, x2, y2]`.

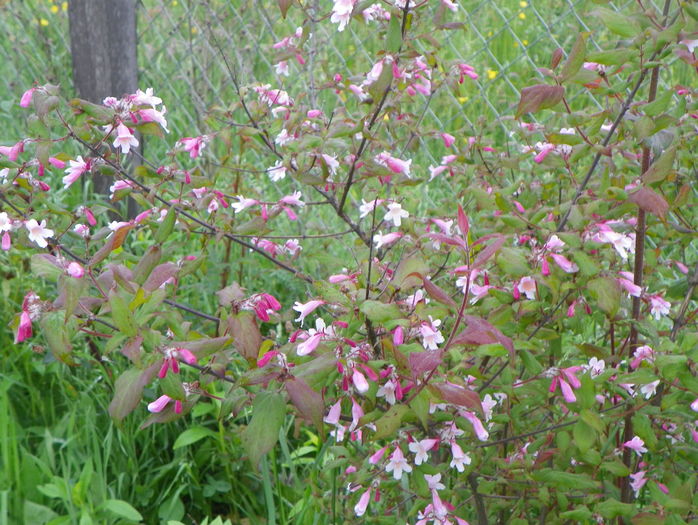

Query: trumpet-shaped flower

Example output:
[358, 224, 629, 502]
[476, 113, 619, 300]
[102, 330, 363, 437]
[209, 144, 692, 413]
[25, 219, 54, 248]
[385, 447, 412, 480]
[383, 202, 409, 227]
[112, 123, 139, 154]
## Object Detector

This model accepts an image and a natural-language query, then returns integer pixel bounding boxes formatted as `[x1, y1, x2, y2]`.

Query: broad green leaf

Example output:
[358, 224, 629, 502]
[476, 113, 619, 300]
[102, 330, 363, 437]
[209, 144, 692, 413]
[100, 499, 143, 521]
[31, 254, 63, 279]
[597, 498, 635, 519]
[642, 146, 675, 184]
[592, 8, 639, 38]
[387, 14, 402, 54]
[40, 312, 73, 364]
[108, 365, 159, 422]
[373, 404, 409, 440]
[572, 251, 599, 276]
[241, 392, 286, 470]
[285, 376, 324, 430]
[109, 293, 138, 337]
[643, 90, 672, 117]
[601, 460, 630, 477]
[573, 419, 595, 453]
[587, 277, 621, 317]
[173, 426, 217, 449]
[532, 469, 598, 490]
[360, 300, 403, 324]
[155, 206, 176, 243]
[560, 32, 587, 82]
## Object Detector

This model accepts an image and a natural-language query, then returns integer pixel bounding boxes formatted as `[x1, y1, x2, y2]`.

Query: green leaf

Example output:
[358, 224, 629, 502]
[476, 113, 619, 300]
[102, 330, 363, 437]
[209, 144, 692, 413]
[108, 365, 158, 422]
[360, 300, 403, 324]
[495, 247, 530, 277]
[109, 293, 138, 337]
[573, 419, 595, 453]
[601, 460, 630, 477]
[587, 277, 621, 317]
[40, 312, 74, 364]
[597, 498, 635, 519]
[387, 14, 402, 54]
[241, 392, 286, 470]
[572, 251, 599, 277]
[373, 404, 409, 440]
[643, 90, 672, 117]
[586, 49, 633, 66]
[285, 376, 325, 430]
[155, 206, 177, 243]
[560, 32, 587, 82]
[642, 146, 675, 184]
[532, 469, 598, 490]
[31, 254, 63, 279]
[173, 426, 217, 449]
[592, 8, 639, 38]
[100, 499, 143, 521]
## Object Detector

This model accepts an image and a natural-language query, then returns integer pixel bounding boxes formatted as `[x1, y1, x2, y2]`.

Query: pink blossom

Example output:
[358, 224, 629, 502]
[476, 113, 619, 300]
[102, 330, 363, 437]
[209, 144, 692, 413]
[179, 136, 207, 158]
[369, 445, 388, 464]
[450, 441, 471, 472]
[440, 133, 455, 148]
[66, 262, 84, 279]
[292, 299, 324, 325]
[15, 310, 32, 343]
[457, 63, 478, 82]
[375, 151, 412, 177]
[112, 123, 139, 154]
[420, 316, 444, 350]
[25, 219, 54, 248]
[691, 398, 698, 412]
[648, 294, 670, 320]
[130, 88, 162, 107]
[158, 347, 197, 378]
[549, 366, 582, 403]
[331, 0, 356, 31]
[629, 470, 647, 497]
[408, 438, 438, 465]
[20, 87, 36, 108]
[462, 411, 489, 441]
[324, 400, 342, 425]
[385, 447, 412, 480]
[373, 231, 403, 249]
[549, 253, 579, 273]
[354, 488, 371, 517]
[383, 202, 409, 227]
[516, 276, 537, 300]
[0, 141, 25, 162]
[109, 180, 135, 198]
[62, 156, 90, 188]
[623, 436, 648, 456]
[2, 232, 10, 251]
[618, 271, 642, 297]
[630, 345, 655, 369]
[139, 106, 169, 133]
[147, 394, 182, 414]
[359, 198, 383, 218]
[352, 368, 369, 393]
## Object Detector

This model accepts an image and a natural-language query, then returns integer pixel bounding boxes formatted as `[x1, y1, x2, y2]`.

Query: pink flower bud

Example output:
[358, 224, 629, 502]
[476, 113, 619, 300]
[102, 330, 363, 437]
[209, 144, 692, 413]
[66, 262, 84, 279]
[2, 232, 10, 251]
[20, 88, 36, 108]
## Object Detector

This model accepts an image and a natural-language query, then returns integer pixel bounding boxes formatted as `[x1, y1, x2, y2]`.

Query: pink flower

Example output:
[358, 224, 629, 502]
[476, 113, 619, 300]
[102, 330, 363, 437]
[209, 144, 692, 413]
[462, 411, 489, 441]
[179, 136, 208, 158]
[2, 232, 10, 251]
[408, 438, 438, 465]
[20, 87, 36, 108]
[457, 63, 479, 82]
[0, 141, 25, 162]
[440, 133, 455, 148]
[231, 196, 259, 214]
[450, 442, 471, 472]
[385, 447, 412, 480]
[139, 106, 169, 133]
[369, 445, 388, 465]
[112, 123, 139, 154]
[324, 400, 342, 425]
[373, 231, 403, 249]
[292, 299, 324, 325]
[15, 310, 32, 343]
[66, 262, 84, 279]
[691, 398, 698, 412]
[62, 156, 90, 188]
[147, 394, 182, 414]
[648, 294, 670, 320]
[420, 316, 444, 350]
[375, 151, 412, 177]
[630, 345, 654, 369]
[354, 488, 371, 517]
[383, 202, 409, 227]
[623, 436, 648, 456]
[352, 368, 369, 393]
[158, 347, 198, 378]
[629, 470, 647, 497]
[248, 293, 282, 322]
[516, 276, 537, 300]
[618, 271, 642, 297]
[25, 219, 54, 248]
[549, 253, 578, 273]
[549, 366, 582, 403]
[331, 0, 356, 31]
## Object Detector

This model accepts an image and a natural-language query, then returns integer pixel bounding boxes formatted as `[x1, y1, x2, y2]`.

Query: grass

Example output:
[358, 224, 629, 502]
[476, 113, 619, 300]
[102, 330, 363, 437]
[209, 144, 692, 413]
[1, 0, 694, 523]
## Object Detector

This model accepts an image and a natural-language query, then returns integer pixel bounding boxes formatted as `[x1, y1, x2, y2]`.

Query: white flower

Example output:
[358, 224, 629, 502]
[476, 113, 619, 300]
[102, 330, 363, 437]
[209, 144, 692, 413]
[408, 438, 437, 465]
[0, 212, 13, 232]
[383, 202, 409, 227]
[481, 394, 497, 422]
[385, 447, 412, 480]
[373, 231, 403, 249]
[639, 380, 660, 399]
[585, 357, 605, 378]
[321, 154, 340, 176]
[231, 196, 259, 214]
[25, 219, 54, 248]
[649, 295, 670, 320]
[359, 198, 382, 218]
[268, 161, 287, 182]
[449, 441, 471, 472]
[517, 276, 537, 300]
[274, 60, 289, 76]
[275, 128, 293, 147]
[376, 379, 397, 405]
[112, 123, 139, 155]
[131, 87, 162, 107]
[420, 316, 444, 350]
[424, 473, 445, 491]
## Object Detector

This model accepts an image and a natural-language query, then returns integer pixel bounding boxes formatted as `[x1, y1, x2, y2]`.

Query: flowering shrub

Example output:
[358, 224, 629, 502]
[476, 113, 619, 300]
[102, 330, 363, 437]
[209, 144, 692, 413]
[4, 1, 698, 523]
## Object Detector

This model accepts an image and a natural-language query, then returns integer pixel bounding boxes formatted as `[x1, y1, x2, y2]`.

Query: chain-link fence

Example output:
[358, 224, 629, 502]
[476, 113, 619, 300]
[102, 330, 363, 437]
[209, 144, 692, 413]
[1, 0, 691, 166]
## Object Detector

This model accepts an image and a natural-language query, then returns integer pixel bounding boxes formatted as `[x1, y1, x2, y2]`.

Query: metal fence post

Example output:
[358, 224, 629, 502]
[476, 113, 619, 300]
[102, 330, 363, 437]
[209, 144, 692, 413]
[68, 0, 139, 214]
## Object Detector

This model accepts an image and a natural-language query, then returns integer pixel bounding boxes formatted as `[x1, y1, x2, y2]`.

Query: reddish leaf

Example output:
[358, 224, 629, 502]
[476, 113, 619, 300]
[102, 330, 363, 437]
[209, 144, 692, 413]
[120, 335, 143, 364]
[228, 311, 263, 360]
[409, 350, 442, 378]
[473, 235, 506, 268]
[427, 232, 467, 250]
[407, 272, 457, 309]
[108, 364, 159, 422]
[449, 315, 514, 356]
[457, 204, 470, 237]
[142, 262, 179, 292]
[629, 187, 669, 218]
[278, 0, 292, 18]
[90, 225, 133, 266]
[432, 382, 482, 413]
[516, 84, 565, 118]
[285, 376, 324, 430]
[550, 47, 564, 69]
[172, 336, 231, 359]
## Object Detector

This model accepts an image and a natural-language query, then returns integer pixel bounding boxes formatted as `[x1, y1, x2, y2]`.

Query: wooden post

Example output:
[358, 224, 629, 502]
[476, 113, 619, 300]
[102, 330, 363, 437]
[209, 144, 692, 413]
[68, 0, 139, 211]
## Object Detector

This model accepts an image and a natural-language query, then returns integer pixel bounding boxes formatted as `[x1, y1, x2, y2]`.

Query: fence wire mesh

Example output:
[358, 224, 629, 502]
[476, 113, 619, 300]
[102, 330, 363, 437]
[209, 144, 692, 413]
[1, 0, 691, 165]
